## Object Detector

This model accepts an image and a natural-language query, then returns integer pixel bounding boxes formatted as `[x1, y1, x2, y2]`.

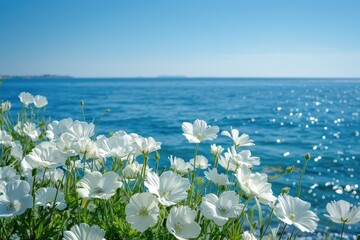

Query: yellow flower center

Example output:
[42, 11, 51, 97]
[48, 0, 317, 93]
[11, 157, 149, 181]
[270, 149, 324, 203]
[289, 213, 296, 221]
[175, 223, 183, 232]
[139, 207, 149, 216]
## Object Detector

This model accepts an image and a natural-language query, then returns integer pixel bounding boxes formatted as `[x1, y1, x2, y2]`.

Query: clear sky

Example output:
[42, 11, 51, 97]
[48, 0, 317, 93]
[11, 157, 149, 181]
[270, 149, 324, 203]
[1, 0, 360, 77]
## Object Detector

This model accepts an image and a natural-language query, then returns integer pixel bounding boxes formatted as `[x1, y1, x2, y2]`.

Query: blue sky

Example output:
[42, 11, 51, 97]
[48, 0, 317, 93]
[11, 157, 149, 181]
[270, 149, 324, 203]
[1, 0, 359, 77]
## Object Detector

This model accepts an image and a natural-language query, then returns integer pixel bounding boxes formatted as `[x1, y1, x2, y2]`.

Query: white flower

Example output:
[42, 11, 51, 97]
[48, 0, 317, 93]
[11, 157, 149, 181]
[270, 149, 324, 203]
[182, 119, 219, 143]
[122, 161, 141, 179]
[0, 166, 20, 184]
[76, 171, 122, 200]
[242, 231, 257, 240]
[133, 136, 161, 155]
[166, 206, 201, 240]
[204, 168, 233, 186]
[274, 194, 319, 233]
[190, 155, 211, 169]
[23, 122, 41, 141]
[21, 142, 66, 170]
[201, 191, 244, 226]
[169, 155, 193, 176]
[210, 144, 224, 155]
[55, 133, 77, 158]
[97, 135, 133, 159]
[1, 101, 11, 112]
[125, 192, 159, 232]
[145, 171, 190, 206]
[65, 121, 95, 141]
[230, 147, 260, 168]
[0, 180, 33, 217]
[0, 130, 13, 146]
[235, 167, 276, 204]
[220, 147, 259, 170]
[72, 137, 99, 159]
[35, 187, 66, 210]
[33, 95, 48, 108]
[218, 151, 237, 172]
[46, 118, 74, 141]
[19, 92, 33, 107]
[10, 141, 23, 161]
[221, 128, 254, 147]
[63, 223, 105, 240]
[325, 200, 360, 224]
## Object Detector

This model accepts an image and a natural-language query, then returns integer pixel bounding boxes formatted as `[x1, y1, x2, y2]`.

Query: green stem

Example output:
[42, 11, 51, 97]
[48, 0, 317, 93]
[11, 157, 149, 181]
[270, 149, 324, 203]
[324, 221, 334, 240]
[297, 160, 308, 197]
[260, 207, 274, 239]
[289, 226, 296, 240]
[340, 222, 346, 240]
[278, 223, 287, 240]
[191, 143, 199, 183]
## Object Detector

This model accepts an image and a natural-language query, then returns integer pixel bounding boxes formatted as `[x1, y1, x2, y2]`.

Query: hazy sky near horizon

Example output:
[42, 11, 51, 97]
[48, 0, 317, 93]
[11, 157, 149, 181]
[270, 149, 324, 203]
[1, 0, 360, 77]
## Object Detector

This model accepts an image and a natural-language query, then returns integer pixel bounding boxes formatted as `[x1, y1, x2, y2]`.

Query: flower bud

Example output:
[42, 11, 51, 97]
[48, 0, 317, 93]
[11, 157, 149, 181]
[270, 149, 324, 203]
[305, 152, 311, 161]
[286, 166, 294, 174]
[281, 187, 290, 195]
[155, 151, 160, 161]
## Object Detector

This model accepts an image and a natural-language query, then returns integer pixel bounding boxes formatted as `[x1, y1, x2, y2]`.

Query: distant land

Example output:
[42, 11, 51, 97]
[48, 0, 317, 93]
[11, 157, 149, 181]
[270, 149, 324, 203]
[0, 74, 72, 79]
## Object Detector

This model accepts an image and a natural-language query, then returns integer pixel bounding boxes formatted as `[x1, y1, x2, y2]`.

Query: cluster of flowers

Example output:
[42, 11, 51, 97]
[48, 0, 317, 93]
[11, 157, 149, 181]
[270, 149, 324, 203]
[0, 92, 359, 240]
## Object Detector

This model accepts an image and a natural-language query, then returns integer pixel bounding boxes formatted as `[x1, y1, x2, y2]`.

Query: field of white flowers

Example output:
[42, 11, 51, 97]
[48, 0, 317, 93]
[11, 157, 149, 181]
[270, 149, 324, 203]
[0, 92, 359, 240]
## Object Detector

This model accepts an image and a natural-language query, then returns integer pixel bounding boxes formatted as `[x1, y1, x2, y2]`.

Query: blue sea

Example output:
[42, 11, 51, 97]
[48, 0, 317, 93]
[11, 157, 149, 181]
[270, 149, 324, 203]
[2, 78, 360, 236]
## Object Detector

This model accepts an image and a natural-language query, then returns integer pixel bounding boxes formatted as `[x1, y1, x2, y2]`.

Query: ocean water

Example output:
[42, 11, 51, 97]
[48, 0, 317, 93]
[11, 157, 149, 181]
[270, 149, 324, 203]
[1, 78, 360, 236]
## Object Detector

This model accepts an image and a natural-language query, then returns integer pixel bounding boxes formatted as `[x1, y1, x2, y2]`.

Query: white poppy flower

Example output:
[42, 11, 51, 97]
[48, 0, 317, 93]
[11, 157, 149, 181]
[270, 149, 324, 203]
[235, 167, 276, 204]
[72, 137, 99, 160]
[46, 118, 74, 141]
[55, 133, 77, 158]
[33, 95, 48, 108]
[10, 141, 23, 161]
[0, 130, 13, 146]
[35, 187, 66, 210]
[65, 121, 95, 141]
[201, 191, 244, 226]
[274, 194, 319, 233]
[19, 92, 33, 107]
[225, 148, 260, 168]
[182, 119, 219, 143]
[97, 135, 133, 159]
[221, 128, 254, 147]
[166, 205, 201, 240]
[76, 171, 122, 200]
[63, 223, 105, 240]
[21, 142, 66, 171]
[0, 166, 20, 184]
[169, 155, 193, 176]
[113, 130, 139, 143]
[145, 171, 190, 206]
[125, 192, 159, 232]
[325, 200, 360, 224]
[210, 144, 224, 155]
[190, 155, 211, 169]
[122, 161, 141, 179]
[23, 122, 41, 141]
[1, 101, 11, 112]
[204, 168, 233, 186]
[0, 180, 33, 217]
[133, 136, 161, 155]
[242, 231, 257, 240]
[218, 151, 239, 172]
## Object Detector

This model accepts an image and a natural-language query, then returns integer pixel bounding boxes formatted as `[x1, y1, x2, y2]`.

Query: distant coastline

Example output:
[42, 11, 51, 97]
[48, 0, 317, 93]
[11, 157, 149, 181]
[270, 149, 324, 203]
[0, 74, 72, 79]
